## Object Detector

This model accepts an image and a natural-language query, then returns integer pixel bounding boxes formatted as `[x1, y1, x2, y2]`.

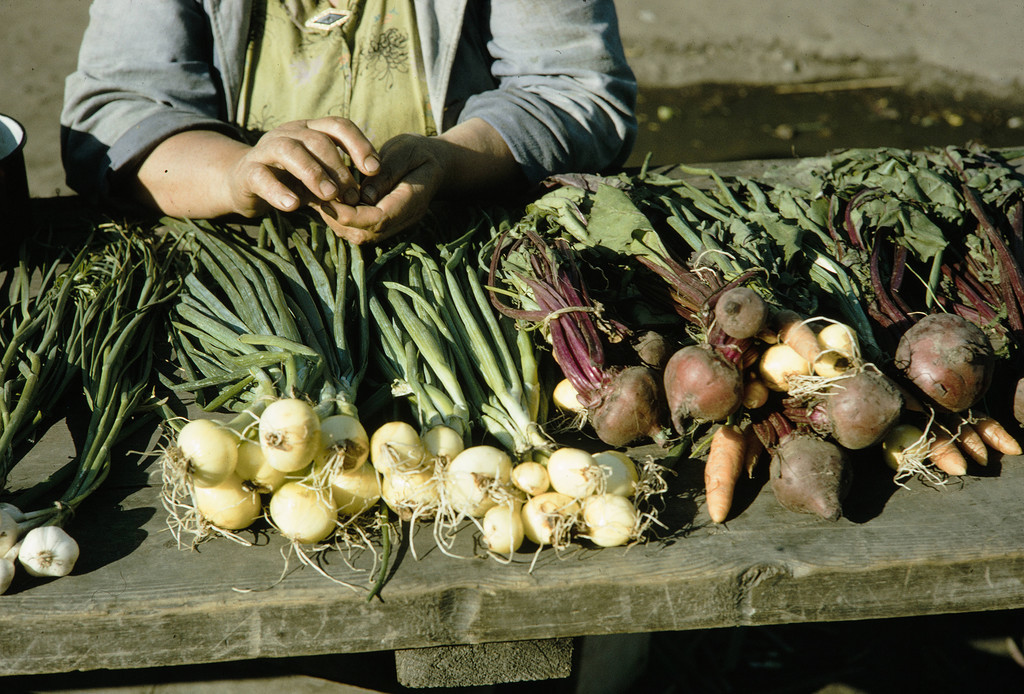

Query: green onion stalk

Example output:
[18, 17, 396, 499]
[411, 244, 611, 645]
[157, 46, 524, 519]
[160, 214, 369, 418]
[0, 243, 87, 490]
[164, 216, 368, 419]
[442, 224, 550, 456]
[8, 226, 185, 536]
[370, 222, 549, 458]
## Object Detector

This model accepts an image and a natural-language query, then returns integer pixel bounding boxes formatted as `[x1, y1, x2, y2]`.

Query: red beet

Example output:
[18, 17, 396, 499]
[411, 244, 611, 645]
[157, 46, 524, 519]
[894, 313, 995, 412]
[713, 286, 769, 339]
[589, 365, 669, 447]
[769, 434, 851, 521]
[662, 344, 743, 432]
[631, 330, 673, 370]
[789, 370, 904, 450]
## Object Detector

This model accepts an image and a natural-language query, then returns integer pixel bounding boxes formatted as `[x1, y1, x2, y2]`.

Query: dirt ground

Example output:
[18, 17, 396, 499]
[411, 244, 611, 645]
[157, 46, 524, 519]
[1, 0, 1022, 198]
[615, 0, 1024, 96]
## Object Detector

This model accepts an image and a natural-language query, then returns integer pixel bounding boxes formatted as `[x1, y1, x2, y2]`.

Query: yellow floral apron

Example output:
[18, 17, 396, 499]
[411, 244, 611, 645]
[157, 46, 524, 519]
[237, 0, 437, 146]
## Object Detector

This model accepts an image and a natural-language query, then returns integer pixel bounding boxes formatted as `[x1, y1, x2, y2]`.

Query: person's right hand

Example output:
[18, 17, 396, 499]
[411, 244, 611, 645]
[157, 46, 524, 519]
[226, 117, 381, 217]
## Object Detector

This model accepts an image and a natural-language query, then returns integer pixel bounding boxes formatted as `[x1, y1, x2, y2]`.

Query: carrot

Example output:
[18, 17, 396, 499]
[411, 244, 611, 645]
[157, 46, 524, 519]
[742, 423, 764, 478]
[954, 421, 988, 465]
[972, 416, 1023, 456]
[705, 423, 746, 523]
[929, 429, 968, 476]
[771, 309, 821, 365]
[742, 377, 770, 410]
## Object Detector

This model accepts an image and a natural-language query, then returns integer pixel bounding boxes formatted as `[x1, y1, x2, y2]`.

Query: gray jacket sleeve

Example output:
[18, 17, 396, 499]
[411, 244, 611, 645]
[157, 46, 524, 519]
[60, 0, 248, 201]
[452, 0, 638, 183]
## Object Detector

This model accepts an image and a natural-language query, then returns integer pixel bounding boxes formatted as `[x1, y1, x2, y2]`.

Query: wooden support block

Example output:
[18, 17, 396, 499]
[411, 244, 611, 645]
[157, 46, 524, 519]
[394, 638, 573, 689]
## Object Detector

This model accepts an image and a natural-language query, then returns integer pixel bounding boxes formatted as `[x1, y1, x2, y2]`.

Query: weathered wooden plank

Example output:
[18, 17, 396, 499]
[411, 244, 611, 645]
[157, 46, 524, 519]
[2, 430, 1023, 677]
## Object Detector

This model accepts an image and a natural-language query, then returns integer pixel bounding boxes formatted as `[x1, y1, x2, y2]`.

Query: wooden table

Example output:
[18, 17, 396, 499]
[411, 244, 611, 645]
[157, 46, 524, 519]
[3, 162, 1024, 688]
[3, 417, 1023, 685]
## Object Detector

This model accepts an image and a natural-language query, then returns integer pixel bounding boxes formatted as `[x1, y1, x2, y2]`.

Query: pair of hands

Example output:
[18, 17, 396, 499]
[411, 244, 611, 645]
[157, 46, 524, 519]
[229, 117, 447, 244]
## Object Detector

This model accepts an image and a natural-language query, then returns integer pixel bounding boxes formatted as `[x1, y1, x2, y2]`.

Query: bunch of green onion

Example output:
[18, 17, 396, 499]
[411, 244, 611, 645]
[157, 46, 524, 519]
[158, 216, 386, 594]
[1, 227, 183, 591]
[366, 218, 665, 563]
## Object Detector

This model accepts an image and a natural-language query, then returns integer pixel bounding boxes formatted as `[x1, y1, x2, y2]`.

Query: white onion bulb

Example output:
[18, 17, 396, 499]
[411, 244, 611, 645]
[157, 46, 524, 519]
[0, 558, 14, 594]
[582, 494, 638, 548]
[422, 424, 465, 463]
[592, 450, 639, 497]
[381, 467, 439, 520]
[482, 503, 524, 554]
[193, 474, 262, 530]
[546, 447, 602, 498]
[521, 492, 579, 546]
[234, 438, 287, 493]
[758, 343, 812, 392]
[177, 418, 238, 488]
[269, 481, 338, 544]
[331, 463, 382, 516]
[259, 398, 321, 473]
[443, 445, 513, 518]
[370, 421, 426, 476]
[511, 461, 550, 497]
[552, 378, 585, 413]
[0, 509, 20, 556]
[318, 414, 369, 473]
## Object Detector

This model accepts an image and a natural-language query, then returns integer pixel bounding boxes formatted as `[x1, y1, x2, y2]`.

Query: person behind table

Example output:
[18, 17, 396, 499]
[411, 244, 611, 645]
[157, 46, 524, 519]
[60, 0, 638, 244]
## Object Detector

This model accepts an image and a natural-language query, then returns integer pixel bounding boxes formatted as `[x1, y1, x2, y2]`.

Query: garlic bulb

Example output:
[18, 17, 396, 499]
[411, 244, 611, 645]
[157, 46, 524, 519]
[18, 526, 79, 578]
[4, 541, 21, 563]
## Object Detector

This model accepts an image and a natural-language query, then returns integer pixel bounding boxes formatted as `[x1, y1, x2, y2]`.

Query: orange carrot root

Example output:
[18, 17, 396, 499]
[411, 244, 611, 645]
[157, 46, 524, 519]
[705, 424, 746, 523]
[929, 430, 968, 476]
[972, 416, 1023, 456]
[955, 422, 988, 465]
[771, 309, 821, 365]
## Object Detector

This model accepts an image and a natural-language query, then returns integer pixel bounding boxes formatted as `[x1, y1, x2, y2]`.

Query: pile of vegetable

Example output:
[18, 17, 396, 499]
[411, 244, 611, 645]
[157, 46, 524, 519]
[154, 217, 395, 591]
[367, 229, 667, 563]
[145, 211, 672, 589]
[3, 143, 1024, 596]
[505, 145, 1024, 524]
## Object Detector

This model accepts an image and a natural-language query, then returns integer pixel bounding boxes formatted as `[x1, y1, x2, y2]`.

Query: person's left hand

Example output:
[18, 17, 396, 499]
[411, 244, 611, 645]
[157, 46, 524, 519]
[313, 133, 449, 245]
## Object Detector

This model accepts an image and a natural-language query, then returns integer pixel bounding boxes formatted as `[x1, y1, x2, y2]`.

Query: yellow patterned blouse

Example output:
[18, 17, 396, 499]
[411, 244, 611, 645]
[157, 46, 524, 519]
[237, 0, 437, 146]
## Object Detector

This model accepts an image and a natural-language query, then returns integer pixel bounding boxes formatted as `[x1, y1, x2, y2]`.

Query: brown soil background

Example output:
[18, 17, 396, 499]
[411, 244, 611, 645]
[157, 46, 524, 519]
[2, 0, 1022, 198]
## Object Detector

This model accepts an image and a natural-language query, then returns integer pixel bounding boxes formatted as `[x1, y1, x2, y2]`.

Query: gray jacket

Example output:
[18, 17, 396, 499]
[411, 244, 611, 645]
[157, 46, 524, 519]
[61, 0, 638, 201]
